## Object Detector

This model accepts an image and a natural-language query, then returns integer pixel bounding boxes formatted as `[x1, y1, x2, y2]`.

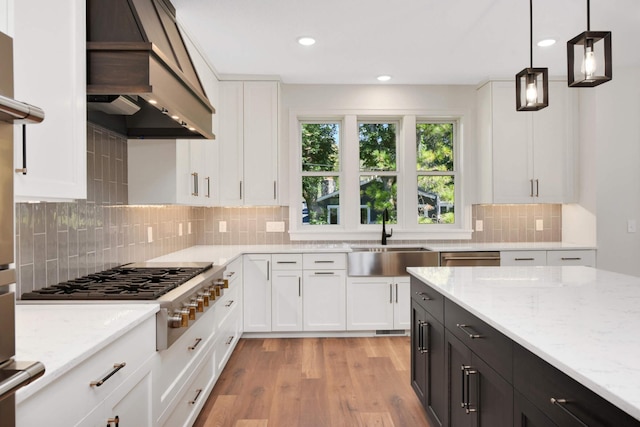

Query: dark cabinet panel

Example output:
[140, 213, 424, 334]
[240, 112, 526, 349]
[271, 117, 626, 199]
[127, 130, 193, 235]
[410, 276, 445, 323]
[514, 390, 558, 427]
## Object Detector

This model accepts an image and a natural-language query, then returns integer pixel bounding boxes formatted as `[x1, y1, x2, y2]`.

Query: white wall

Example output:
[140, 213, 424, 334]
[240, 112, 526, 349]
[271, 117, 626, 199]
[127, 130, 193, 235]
[279, 84, 477, 210]
[591, 67, 640, 275]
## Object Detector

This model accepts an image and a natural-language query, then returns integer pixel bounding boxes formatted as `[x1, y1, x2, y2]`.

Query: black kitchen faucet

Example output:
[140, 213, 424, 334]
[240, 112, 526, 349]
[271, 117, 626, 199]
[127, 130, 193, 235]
[381, 208, 393, 245]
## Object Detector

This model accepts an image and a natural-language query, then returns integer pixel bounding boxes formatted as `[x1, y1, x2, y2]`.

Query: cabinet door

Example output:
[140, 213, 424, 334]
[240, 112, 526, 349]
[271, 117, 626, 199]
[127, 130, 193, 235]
[500, 250, 547, 266]
[411, 300, 446, 427]
[105, 370, 153, 427]
[303, 270, 346, 331]
[346, 277, 394, 330]
[514, 391, 558, 427]
[272, 270, 303, 331]
[243, 81, 278, 205]
[13, 0, 87, 201]
[393, 277, 411, 329]
[218, 81, 244, 206]
[490, 81, 532, 204]
[532, 82, 574, 203]
[243, 254, 271, 332]
[446, 331, 474, 427]
[473, 352, 514, 427]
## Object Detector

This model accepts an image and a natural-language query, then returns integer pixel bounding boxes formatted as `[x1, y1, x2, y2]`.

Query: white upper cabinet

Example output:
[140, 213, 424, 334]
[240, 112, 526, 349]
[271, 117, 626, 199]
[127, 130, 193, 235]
[218, 81, 279, 206]
[476, 80, 576, 204]
[0, 0, 11, 35]
[13, 0, 87, 201]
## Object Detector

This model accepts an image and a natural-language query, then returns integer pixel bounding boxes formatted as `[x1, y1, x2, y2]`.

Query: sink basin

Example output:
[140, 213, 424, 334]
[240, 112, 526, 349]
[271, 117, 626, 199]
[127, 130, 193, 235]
[348, 247, 439, 276]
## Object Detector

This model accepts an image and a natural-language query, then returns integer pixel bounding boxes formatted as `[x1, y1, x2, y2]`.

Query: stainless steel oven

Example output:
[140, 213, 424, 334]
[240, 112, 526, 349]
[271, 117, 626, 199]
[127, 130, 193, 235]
[0, 31, 46, 427]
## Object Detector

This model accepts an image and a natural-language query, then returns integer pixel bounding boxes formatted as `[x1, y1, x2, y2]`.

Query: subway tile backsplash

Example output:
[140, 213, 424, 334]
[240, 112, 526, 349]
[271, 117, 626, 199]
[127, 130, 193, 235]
[14, 124, 560, 295]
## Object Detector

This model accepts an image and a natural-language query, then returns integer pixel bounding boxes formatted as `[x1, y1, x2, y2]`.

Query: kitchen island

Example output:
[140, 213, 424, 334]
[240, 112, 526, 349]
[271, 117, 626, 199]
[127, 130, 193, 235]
[408, 265, 640, 426]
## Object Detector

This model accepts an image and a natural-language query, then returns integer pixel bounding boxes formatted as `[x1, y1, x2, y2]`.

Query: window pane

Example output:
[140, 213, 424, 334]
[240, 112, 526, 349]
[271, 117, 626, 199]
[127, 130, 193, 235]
[416, 123, 454, 171]
[359, 123, 396, 171]
[418, 176, 455, 224]
[302, 123, 340, 172]
[359, 175, 397, 224]
[302, 176, 340, 225]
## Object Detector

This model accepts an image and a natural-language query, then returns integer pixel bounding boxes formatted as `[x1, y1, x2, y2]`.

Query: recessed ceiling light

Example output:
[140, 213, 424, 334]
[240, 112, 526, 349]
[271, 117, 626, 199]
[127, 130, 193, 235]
[537, 39, 556, 47]
[377, 75, 391, 82]
[297, 36, 316, 46]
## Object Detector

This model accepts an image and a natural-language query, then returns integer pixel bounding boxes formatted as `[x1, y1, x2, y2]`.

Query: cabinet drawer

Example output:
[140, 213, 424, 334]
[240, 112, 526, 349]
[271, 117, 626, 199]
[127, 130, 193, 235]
[514, 344, 638, 427]
[445, 299, 512, 382]
[303, 253, 346, 270]
[272, 253, 303, 270]
[410, 276, 444, 324]
[546, 250, 596, 267]
[225, 257, 243, 282]
[501, 250, 546, 266]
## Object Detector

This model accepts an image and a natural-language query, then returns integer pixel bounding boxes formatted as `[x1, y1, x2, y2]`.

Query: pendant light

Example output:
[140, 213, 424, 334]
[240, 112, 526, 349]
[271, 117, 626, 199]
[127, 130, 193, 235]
[516, 0, 548, 111]
[567, 0, 612, 87]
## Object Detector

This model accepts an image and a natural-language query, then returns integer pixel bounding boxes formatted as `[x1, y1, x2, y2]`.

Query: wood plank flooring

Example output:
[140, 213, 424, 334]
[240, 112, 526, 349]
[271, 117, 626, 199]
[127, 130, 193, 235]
[194, 337, 431, 427]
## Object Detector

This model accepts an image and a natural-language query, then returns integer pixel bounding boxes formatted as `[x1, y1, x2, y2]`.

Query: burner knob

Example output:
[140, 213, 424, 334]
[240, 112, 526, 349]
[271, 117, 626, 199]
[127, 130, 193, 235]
[199, 291, 210, 307]
[206, 286, 217, 301]
[178, 308, 189, 327]
[183, 302, 197, 320]
[168, 313, 182, 328]
[214, 282, 223, 297]
[194, 296, 204, 312]
[222, 278, 229, 289]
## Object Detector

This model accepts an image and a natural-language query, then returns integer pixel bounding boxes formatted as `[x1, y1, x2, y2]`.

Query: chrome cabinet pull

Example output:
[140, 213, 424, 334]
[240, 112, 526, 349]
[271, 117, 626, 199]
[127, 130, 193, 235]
[314, 260, 335, 263]
[530, 179, 534, 197]
[415, 291, 431, 301]
[107, 415, 120, 427]
[277, 261, 298, 264]
[314, 271, 334, 275]
[225, 336, 234, 345]
[514, 257, 535, 261]
[461, 365, 478, 414]
[239, 181, 243, 199]
[395, 283, 398, 303]
[420, 321, 429, 354]
[561, 257, 582, 261]
[189, 389, 203, 405]
[389, 284, 393, 303]
[191, 172, 199, 196]
[273, 181, 277, 199]
[205, 177, 211, 198]
[188, 338, 202, 351]
[225, 300, 234, 307]
[456, 323, 483, 339]
[550, 398, 590, 427]
[535, 179, 540, 197]
[90, 362, 126, 387]
[267, 261, 270, 280]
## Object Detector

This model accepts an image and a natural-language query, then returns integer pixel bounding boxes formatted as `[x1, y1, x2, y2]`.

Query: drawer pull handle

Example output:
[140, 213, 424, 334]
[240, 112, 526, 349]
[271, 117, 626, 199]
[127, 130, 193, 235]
[188, 338, 203, 351]
[419, 321, 429, 354]
[314, 272, 334, 275]
[107, 415, 120, 427]
[226, 336, 234, 345]
[277, 261, 298, 264]
[561, 257, 582, 261]
[514, 258, 535, 261]
[228, 271, 235, 277]
[415, 291, 431, 301]
[189, 389, 203, 405]
[461, 365, 478, 414]
[90, 362, 126, 387]
[456, 324, 482, 339]
[315, 260, 335, 263]
[225, 300, 234, 307]
[550, 398, 589, 427]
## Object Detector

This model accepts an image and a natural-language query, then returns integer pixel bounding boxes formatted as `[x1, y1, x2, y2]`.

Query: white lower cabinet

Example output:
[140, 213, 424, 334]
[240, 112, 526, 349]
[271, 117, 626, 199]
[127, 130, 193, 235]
[303, 268, 346, 331]
[16, 316, 156, 427]
[243, 254, 272, 332]
[347, 276, 410, 331]
[271, 254, 303, 332]
[501, 249, 596, 267]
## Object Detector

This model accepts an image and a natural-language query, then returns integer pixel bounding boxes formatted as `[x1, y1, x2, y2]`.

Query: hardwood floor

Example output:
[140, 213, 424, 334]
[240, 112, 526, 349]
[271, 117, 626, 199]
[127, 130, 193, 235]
[194, 337, 431, 427]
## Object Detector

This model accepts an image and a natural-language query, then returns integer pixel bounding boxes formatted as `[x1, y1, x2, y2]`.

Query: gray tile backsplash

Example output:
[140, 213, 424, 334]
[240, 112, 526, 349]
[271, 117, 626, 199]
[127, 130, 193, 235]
[14, 123, 560, 296]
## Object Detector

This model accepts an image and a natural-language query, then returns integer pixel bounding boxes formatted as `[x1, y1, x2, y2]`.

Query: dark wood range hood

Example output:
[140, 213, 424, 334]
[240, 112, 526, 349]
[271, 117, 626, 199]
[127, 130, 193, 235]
[87, 0, 215, 139]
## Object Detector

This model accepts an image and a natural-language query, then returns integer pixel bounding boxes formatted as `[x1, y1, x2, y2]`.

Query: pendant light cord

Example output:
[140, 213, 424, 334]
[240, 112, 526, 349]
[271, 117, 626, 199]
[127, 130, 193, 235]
[587, 0, 591, 31]
[529, 0, 533, 68]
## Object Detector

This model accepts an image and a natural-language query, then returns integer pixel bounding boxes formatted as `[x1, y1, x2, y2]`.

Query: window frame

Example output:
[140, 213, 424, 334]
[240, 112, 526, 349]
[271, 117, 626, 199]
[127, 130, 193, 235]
[288, 109, 472, 241]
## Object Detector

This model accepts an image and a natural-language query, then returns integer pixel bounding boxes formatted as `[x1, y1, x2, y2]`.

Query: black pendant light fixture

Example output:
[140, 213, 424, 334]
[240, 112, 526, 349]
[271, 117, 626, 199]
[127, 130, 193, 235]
[567, 0, 612, 87]
[516, 0, 548, 111]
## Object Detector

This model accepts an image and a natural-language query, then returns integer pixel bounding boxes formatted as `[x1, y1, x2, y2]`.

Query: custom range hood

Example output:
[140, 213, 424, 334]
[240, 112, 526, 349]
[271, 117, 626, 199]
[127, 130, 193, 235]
[87, 0, 215, 139]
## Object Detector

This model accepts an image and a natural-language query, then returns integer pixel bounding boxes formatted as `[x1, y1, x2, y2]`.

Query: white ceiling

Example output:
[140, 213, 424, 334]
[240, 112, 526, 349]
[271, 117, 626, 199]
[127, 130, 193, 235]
[173, 0, 640, 85]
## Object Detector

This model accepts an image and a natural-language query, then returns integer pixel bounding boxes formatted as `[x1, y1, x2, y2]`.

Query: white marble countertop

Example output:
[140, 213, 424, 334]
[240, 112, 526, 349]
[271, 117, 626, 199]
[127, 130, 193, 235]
[14, 303, 159, 402]
[149, 243, 596, 267]
[407, 265, 640, 421]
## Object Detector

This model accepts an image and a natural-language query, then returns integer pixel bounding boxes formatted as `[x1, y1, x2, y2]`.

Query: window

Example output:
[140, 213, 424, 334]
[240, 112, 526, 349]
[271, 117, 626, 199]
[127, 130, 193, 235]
[416, 122, 456, 224]
[359, 122, 398, 225]
[301, 122, 341, 225]
[293, 113, 465, 240]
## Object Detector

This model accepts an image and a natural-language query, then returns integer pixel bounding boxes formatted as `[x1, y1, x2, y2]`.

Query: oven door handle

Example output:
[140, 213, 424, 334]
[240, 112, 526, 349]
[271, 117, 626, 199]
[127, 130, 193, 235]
[0, 361, 46, 401]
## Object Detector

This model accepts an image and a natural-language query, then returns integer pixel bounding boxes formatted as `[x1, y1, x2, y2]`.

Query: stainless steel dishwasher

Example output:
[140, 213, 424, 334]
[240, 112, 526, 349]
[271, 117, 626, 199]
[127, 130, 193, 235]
[439, 251, 501, 266]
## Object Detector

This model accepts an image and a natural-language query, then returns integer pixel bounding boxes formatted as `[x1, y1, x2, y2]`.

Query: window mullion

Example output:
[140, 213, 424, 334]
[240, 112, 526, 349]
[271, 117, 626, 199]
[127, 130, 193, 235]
[342, 115, 360, 230]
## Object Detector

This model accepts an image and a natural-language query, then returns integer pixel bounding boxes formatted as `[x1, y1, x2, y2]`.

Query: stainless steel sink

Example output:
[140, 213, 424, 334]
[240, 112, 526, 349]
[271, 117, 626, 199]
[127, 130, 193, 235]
[347, 246, 439, 276]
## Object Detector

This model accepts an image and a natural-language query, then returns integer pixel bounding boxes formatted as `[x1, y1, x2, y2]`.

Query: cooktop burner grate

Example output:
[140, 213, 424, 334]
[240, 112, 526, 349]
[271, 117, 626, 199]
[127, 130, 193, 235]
[21, 265, 211, 300]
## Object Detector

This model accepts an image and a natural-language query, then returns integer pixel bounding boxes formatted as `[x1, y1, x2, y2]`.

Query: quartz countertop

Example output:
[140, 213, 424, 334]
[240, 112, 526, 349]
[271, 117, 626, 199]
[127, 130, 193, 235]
[407, 265, 640, 421]
[149, 242, 596, 267]
[14, 303, 159, 402]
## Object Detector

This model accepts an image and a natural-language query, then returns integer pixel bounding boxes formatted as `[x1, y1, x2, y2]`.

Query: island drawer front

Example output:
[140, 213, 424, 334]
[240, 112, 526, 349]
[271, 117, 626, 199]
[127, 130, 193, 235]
[303, 253, 346, 270]
[513, 344, 639, 427]
[410, 276, 444, 323]
[445, 299, 512, 382]
[271, 253, 303, 270]
[546, 250, 596, 267]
